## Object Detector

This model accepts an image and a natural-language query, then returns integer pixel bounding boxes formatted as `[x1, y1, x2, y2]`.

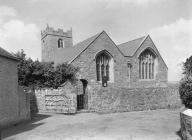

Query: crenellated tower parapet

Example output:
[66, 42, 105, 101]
[41, 25, 72, 40]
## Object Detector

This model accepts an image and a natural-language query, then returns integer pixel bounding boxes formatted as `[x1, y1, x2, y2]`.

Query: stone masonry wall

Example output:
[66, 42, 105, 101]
[130, 36, 168, 88]
[32, 82, 181, 114]
[87, 84, 181, 113]
[41, 27, 73, 63]
[34, 82, 77, 114]
[72, 31, 128, 88]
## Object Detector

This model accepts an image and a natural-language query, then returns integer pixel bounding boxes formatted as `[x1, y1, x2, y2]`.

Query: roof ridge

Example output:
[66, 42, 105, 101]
[118, 35, 147, 46]
[73, 31, 103, 47]
[117, 35, 148, 57]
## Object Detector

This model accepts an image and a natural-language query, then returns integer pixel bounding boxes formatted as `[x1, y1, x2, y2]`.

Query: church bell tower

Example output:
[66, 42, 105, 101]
[41, 25, 73, 63]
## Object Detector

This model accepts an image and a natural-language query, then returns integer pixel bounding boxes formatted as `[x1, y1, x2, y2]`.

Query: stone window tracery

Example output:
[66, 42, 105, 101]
[139, 49, 156, 79]
[96, 51, 113, 82]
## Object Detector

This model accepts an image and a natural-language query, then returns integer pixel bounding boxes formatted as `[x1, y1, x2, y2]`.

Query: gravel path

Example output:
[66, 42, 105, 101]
[2, 109, 182, 140]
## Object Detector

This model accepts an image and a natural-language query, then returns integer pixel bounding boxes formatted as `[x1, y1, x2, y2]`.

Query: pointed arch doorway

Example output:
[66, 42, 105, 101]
[77, 79, 88, 110]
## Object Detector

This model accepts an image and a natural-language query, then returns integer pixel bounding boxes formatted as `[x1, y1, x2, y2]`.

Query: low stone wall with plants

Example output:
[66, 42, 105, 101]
[88, 84, 182, 113]
[31, 82, 181, 114]
[32, 82, 77, 114]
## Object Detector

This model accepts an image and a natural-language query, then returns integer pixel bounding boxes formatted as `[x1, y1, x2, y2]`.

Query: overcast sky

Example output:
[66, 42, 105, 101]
[0, 0, 191, 81]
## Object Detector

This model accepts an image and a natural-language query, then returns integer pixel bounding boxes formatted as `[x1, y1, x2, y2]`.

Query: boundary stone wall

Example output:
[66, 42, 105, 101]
[32, 82, 182, 114]
[33, 82, 77, 114]
[88, 84, 182, 113]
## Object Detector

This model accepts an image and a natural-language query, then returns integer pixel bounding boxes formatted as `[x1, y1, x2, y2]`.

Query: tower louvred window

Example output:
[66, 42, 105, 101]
[58, 39, 64, 48]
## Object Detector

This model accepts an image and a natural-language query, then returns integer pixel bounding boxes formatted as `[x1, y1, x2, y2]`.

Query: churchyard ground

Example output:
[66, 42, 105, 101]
[2, 108, 183, 140]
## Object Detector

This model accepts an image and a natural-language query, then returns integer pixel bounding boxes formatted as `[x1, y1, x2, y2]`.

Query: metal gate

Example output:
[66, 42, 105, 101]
[77, 80, 85, 110]
[76, 79, 88, 110]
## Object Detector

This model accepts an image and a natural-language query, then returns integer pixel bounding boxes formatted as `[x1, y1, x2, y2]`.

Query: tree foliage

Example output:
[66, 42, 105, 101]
[54, 63, 78, 88]
[179, 56, 192, 109]
[183, 56, 192, 76]
[179, 77, 192, 109]
[15, 50, 79, 89]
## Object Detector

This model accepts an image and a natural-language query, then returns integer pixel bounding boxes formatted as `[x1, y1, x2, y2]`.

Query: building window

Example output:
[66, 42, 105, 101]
[127, 63, 132, 82]
[106, 65, 109, 80]
[96, 63, 100, 81]
[139, 49, 156, 79]
[96, 51, 113, 82]
[58, 38, 64, 48]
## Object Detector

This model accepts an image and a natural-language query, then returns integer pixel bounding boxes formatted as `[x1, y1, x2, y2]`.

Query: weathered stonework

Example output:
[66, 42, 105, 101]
[41, 27, 168, 88]
[41, 26, 73, 63]
[34, 82, 77, 114]
[87, 84, 181, 113]
[72, 32, 167, 88]
[33, 82, 181, 114]
[180, 110, 192, 140]
[129, 36, 168, 87]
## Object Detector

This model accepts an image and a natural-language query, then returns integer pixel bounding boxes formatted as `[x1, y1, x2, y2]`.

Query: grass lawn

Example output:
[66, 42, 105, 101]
[2, 108, 183, 140]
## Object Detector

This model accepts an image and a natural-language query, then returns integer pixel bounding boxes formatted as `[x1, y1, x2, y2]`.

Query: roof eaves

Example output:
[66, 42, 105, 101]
[0, 54, 19, 61]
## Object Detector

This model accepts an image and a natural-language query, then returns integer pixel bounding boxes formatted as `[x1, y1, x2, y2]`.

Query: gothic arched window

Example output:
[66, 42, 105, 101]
[139, 49, 156, 79]
[127, 63, 132, 82]
[58, 38, 64, 48]
[96, 51, 113, 82]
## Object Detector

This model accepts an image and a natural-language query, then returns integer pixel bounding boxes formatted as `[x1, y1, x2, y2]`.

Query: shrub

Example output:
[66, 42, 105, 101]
[54, 63, 79, 88]
[179, 77, 192, 109]
[15, 50, 79, 89]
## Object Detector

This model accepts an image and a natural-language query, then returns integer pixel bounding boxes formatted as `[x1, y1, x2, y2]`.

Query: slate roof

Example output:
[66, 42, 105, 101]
[117, 36, 147, 56]
[60, 32, 102, 63]
[0, 46, 18, 61]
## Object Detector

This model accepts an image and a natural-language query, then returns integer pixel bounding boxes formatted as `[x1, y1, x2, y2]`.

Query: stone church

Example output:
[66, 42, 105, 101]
[41, 26, 168, 111]
[41, 25, 167, 87]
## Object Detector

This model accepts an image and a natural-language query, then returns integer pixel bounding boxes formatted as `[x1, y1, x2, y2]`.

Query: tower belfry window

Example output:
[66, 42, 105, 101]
[58, 39, 64, 48]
